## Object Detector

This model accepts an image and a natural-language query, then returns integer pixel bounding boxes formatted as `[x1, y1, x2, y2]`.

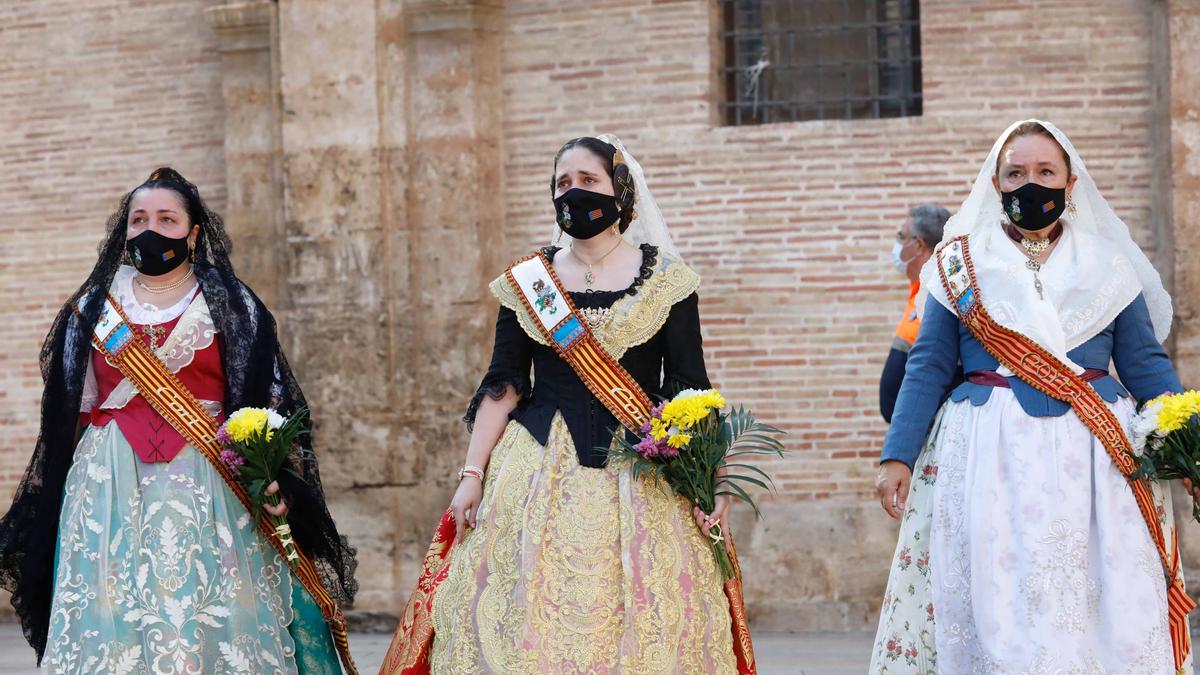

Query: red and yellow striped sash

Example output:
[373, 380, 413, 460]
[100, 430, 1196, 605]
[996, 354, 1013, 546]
[82, 294, 358, 674]
[937, 235, 1194, 672]
[504, 252, 654, 433]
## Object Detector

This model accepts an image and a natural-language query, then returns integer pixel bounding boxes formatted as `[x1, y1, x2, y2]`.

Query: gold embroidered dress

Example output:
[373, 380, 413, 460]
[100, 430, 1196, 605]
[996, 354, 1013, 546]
[429, 245, 738, 674]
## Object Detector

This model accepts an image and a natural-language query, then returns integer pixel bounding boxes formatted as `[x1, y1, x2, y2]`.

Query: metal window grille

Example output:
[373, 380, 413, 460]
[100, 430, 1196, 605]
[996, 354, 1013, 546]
[720, 0, 923, 125]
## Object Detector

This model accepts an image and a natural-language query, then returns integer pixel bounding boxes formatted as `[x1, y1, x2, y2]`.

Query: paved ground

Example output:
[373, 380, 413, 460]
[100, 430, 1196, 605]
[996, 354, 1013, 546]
[0, 624, 875, 673]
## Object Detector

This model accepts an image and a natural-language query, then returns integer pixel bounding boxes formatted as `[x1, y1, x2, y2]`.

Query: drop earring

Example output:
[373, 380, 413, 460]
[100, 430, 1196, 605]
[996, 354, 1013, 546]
[1067, 194, 1077, 219]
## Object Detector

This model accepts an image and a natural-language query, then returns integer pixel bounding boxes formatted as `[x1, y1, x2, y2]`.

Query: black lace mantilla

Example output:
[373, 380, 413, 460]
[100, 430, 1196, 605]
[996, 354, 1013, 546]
[0, 197, 358, 663]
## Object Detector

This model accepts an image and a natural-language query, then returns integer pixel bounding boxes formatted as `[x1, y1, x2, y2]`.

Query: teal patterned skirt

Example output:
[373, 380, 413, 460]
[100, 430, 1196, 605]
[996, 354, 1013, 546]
[45, 421, 340, 674]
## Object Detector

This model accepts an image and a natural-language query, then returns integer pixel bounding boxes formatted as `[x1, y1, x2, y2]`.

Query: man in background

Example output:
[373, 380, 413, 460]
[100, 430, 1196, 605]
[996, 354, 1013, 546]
[880, 203, 952, 422]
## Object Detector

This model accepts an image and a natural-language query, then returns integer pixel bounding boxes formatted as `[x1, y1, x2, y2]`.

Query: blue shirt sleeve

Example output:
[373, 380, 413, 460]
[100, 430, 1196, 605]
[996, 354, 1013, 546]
[880, 296, 962, 469]
[1112, 293, 1182, 401]
[879, 347, 908, 423]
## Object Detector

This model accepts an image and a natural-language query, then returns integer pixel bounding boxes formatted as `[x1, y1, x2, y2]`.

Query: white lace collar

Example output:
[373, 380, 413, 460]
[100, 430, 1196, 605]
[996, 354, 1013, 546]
[114, 265, 198, 325]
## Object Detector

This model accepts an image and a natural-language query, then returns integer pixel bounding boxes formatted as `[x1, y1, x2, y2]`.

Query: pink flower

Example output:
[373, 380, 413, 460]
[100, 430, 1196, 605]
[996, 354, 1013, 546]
[650, 402, 666, 418]
[633, 435, 679, 460]
[220, 449, 245, 475]
[634, 436, 662, 459]
[215, 425, 232, 447]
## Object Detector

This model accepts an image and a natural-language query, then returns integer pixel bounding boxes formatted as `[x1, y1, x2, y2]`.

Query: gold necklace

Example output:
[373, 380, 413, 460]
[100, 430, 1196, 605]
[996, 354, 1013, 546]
[1020, 237, 1052, 257]
[571, 237, 624, 288]
[1005, 224, 1060, 302]
[1019, 251, 1046, 300]
[1015, 242, 1054, 301]
[136, 268, 194, 294]
[141, 324, 168, 351]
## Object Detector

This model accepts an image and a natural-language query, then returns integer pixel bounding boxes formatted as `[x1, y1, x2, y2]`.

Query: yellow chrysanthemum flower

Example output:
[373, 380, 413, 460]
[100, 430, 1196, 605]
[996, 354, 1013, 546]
[650, 417, 670, 441]
[1153, 391, 1200, 434]
[667, 433, 691, 449]
[660, 389, 725, 431]
[660, 400, 696, 430]
[697, 390, 726, 411]
[225, 407, 274, 443]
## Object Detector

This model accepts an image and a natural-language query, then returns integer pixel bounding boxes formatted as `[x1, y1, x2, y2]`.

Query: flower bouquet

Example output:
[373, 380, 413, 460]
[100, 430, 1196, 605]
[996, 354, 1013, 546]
[1131, 391, 1200, 521]
[607, 388, 785, 581]
[216, 406, 313, 568]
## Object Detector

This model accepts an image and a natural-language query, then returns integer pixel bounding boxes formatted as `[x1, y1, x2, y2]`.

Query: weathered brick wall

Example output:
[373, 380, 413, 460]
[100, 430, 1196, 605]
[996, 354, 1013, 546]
[0, 0, 1185, 633]
[0, 1, 226, 492]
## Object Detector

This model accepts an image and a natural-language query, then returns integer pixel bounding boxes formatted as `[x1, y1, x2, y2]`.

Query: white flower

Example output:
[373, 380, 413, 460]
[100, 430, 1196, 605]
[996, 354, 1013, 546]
[265, 409, 286, 429]
[1130, 401, 1164, 457]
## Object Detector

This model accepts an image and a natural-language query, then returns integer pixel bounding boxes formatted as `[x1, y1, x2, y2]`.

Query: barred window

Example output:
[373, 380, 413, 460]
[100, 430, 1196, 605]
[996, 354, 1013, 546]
[720, 0, 923, 125]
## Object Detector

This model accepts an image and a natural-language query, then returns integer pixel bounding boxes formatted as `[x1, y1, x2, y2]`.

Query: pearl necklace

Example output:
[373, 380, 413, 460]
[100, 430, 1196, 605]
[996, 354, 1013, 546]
[135, 268, 195, 295]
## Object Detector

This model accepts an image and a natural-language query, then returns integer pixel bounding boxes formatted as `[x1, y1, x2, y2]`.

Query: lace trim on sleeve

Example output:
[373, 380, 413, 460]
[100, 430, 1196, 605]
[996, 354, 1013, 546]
[463, 377, 532, 431]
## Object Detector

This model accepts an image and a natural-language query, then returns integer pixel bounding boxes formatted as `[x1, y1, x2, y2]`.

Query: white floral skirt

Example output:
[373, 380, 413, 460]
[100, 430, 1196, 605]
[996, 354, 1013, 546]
[870, 390, 1190, 674]
[45, 421, 301, 674]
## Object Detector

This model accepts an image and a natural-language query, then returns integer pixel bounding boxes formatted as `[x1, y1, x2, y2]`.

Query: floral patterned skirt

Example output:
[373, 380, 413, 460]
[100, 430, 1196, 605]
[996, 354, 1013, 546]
[429, 414, 737, 674]
[45, 421, 340, 675]
[870, 391, 1190, 674]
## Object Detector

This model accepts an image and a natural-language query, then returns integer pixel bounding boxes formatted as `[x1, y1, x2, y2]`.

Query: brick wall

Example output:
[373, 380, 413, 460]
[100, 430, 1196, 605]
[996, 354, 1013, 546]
[0, 0, 1175, 632]
[0, 0, 226, 490]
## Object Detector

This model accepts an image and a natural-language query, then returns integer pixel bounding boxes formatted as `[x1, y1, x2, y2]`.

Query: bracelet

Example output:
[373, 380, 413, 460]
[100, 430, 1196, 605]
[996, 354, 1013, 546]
[458, 465, 485, 482]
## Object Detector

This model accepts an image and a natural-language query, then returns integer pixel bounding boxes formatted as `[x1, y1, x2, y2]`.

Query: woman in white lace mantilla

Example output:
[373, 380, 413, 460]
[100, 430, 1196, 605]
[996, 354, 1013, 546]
[871, 120, 1193, 673]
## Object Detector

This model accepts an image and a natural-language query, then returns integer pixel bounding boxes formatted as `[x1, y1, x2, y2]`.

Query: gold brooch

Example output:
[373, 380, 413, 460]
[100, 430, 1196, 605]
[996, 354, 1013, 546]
[579, 307, 614, 330]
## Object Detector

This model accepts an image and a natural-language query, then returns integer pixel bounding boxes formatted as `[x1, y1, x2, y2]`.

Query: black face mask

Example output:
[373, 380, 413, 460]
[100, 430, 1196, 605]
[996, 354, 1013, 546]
[1001, 181, 1067, 232]
[553, 187, 620, 240]
[126, 229, 190, 276]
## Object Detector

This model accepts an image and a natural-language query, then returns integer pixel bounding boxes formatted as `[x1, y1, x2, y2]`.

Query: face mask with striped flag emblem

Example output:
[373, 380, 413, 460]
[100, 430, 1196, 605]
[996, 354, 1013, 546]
[554, 187, 620, 240]
[1001, 181, 1067, 232]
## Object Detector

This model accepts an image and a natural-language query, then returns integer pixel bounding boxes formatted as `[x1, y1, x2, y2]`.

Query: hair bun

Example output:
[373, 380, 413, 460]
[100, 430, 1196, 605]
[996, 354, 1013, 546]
[147, 167, 186, 183]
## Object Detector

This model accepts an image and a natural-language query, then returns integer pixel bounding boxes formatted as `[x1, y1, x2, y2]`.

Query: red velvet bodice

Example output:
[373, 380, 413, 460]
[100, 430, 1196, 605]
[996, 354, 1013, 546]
[86, 294, 225, 463]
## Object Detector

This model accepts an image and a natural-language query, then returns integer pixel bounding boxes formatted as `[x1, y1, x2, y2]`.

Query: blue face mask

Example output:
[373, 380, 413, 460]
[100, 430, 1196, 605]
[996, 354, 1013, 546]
[892, 240, 916, 274]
